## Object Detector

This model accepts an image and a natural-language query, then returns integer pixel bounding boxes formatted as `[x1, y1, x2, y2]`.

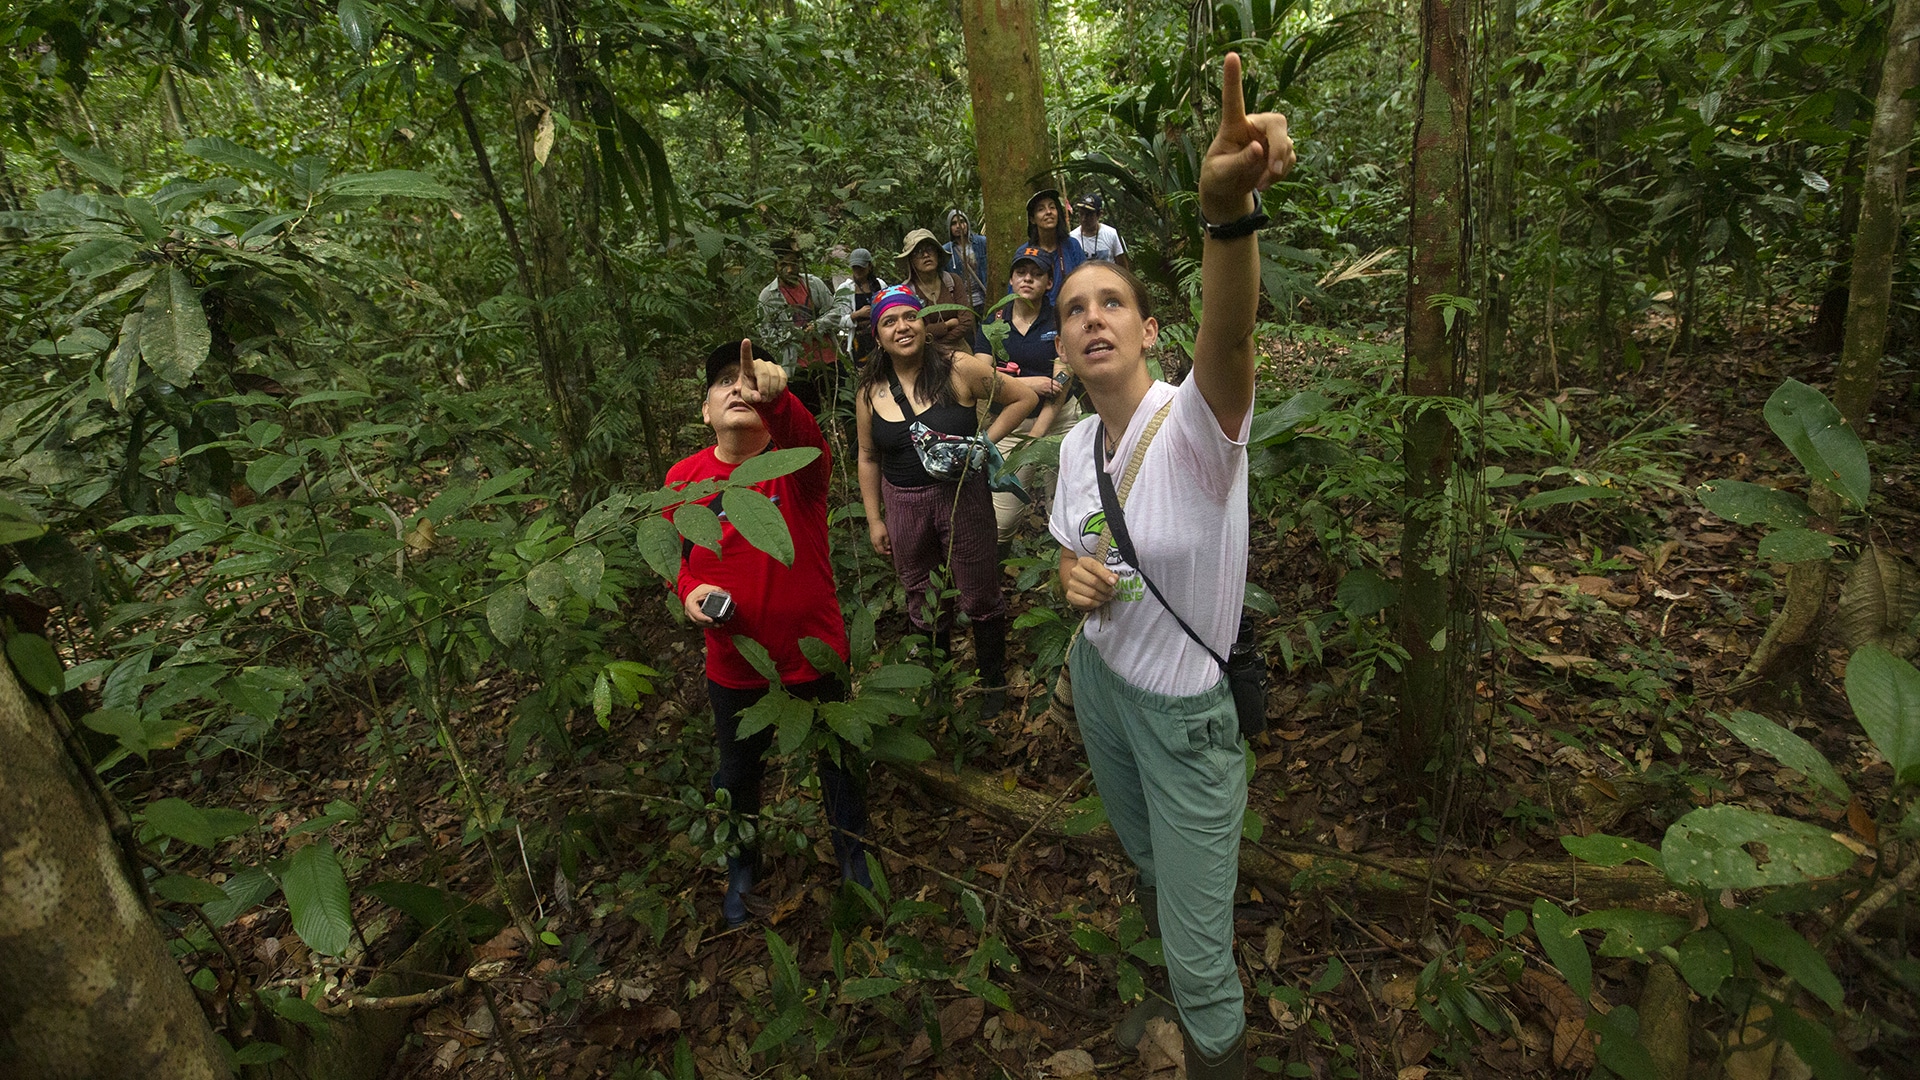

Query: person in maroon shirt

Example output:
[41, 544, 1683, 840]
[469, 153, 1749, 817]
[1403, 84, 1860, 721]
[667, 339, 868, 927]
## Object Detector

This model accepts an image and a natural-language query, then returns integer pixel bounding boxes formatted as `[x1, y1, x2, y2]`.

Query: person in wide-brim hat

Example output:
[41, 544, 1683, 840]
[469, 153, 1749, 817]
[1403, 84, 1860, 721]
[897, 228, 974, 349]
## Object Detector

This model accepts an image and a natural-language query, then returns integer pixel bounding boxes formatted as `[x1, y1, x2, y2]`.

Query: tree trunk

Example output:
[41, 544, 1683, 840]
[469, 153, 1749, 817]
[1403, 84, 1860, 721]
[959, 0, 1051, 291]
[1397, 0, 1470, 785]
[1483, 0, 1516, 385]
[1740, 0, 1917, 685]
[0, 655, 229, 1078]
[160, 67, 190, 139]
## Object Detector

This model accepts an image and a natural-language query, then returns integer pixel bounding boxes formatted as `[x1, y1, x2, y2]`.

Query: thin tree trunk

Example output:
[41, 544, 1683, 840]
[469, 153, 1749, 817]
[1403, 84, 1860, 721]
[160, 67, 190, 139]
[1397, 0, 1470, 788]
[959, 0, 1052, 290]
[0, 656, 229, 1078]
[1483, 0, 1516, 385]
[1741, 0, 1920, 685]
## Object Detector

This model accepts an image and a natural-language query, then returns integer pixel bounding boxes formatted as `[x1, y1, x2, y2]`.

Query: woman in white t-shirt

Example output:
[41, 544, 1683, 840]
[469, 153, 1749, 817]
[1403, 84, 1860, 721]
[1049, 53, 1294, 1079]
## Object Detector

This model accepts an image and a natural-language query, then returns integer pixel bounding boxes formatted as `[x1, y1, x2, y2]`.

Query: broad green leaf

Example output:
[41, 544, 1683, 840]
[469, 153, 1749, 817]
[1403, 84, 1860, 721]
[138, 267, 211, 386]
[55, 138, 124, 191]
[635, 515, 681, 581]
[1513, 484, 1626, 511]
[204, 865, 279, 925]
[1335, 567, 1397, 617]
[337, 0, 375, 53]
[722, 489, 793, 565]
[868, 724, 934, 763]
[1844, 645, 1920, 785]
[183, 136, 291, 182]
[840, 977, 905, 1002]
[796, 637, 849, 684]
[106, 311, 142, 410]
[1672, 928, 1732, 1000]
[749, 1002, 808, 1055]
[1758, 528, 1838, 563]
[246, 453, 306, 495]
[1718, 711, 1847, 797]
[1764, 379, 1870, 510]
[1560, 831, 1662, 869]
[1249, 391, 1331, 446]
[487, 584, 527, 644]
[863, 663, 934, 690]
[561, 544, 605, 600]
[232, 1042, 288, 1065]
[729, 446, 820, 486]
[6, 633, 65, 695]
[282, 842, 354, 956]
[729, 635, 781, 682]
[673, 502, 723, 554]
[525, 562, 570, 618]
[153, 874, 229, 905]
[1768, 999, 1867, 1080]
[145, 797, 254, 848]
[1660, 805, 1856, 889]
[818, 700, 871, 748]
[1696, 480, 1812, 529]
[592, 672, 613, 727]
[326, 170, 453, 200]
[777, 700, 814, 754]
[1569, 908, 1689, 959]
[271, 992, 328, 1028]
[1713, 907, 1843, 1008]
[1588, 1005, 1660, 1080]
[736, 690, 808, 742]
[1531, 899, 1592, 1000]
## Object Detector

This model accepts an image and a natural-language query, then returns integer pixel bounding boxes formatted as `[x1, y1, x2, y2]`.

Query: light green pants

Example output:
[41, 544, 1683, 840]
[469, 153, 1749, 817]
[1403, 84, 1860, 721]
[1070, 638, 1247, 1058]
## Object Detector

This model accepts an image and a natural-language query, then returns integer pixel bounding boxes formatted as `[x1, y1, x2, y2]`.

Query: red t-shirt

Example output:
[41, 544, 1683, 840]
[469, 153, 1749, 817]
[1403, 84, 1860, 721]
[779, 280, 837, 370]
[665, 392, 848, 688]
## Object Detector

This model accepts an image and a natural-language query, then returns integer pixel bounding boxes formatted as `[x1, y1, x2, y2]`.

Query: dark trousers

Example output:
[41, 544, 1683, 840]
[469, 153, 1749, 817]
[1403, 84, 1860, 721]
[709, 675, 868, 875]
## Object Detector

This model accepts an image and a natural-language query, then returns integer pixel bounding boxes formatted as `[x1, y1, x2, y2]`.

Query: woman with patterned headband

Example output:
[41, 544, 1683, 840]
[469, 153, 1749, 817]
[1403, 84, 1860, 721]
[855, 285, 1037, 716]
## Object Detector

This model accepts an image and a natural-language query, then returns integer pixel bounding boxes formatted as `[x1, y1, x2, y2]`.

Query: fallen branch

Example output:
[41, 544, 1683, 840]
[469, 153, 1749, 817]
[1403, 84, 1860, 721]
[895, 760, 1689, 912]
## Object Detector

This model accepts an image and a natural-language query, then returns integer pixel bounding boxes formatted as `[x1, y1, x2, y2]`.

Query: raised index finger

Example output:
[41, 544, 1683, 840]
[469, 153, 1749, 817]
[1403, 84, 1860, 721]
[1220, 51, 1248, 133]
[738, 339, 757, 387]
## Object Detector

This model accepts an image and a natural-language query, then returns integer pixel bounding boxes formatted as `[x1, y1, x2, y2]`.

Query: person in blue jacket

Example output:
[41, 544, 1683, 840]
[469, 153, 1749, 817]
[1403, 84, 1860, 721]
[1021, 189, 1086, 307]
[944, 208, 990, 314]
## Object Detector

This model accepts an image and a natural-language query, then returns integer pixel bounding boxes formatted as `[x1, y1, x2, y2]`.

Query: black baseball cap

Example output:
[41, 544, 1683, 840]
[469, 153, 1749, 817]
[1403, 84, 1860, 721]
[1010, 244, 1051, 273]
[1076, 192, 1105, 212]
[1025, 188, 1063, 219]
[706, 340, 775, 387]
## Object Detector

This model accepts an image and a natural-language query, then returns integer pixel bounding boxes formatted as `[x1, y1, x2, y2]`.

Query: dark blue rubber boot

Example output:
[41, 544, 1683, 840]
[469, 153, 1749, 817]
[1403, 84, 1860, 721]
[723, 851, 757, 928]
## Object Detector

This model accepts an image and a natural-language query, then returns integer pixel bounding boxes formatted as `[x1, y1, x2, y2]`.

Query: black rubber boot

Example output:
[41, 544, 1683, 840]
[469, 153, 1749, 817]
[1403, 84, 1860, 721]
[975, 617, 1008, 715]
[1114, 886, 1179, 1053]
[1181, 1026, 1247, 1079]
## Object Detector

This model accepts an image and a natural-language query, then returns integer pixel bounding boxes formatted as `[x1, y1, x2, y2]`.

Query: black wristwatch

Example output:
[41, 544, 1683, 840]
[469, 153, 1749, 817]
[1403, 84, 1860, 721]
[1200, 191, 1269, 240]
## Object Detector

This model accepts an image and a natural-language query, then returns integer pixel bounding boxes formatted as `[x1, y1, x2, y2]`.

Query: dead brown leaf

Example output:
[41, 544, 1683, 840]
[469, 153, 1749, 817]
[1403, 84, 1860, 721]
[939, 996, 985, 1044]
[581, 1004, 681, 1049]
[1043, 1048, 1097, 1079]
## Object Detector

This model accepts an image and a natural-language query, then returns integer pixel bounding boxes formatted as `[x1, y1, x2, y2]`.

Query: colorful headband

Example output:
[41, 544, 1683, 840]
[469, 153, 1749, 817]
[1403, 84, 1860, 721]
[871, 284, 922, 323]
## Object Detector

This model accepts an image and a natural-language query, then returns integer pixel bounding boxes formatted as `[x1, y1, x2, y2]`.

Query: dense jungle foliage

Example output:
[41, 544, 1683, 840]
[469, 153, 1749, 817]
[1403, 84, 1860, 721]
[1, 0, 1917, 1078]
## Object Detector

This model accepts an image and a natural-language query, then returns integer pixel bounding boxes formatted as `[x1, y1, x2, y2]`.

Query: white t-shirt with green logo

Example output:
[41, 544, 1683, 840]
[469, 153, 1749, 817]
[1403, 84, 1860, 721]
[1049, 377, 1250, 697]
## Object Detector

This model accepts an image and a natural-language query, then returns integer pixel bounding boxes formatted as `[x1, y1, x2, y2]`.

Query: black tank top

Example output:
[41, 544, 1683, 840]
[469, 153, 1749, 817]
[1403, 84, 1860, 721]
[872, 371, 979, 488]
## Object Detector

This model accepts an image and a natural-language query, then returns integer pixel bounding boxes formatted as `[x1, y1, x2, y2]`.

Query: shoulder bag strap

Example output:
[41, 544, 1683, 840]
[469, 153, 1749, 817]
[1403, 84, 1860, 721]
[886, 370, 919, 422]
[1093, 403, 1228, 671]
[1088, 401, 1172, 563]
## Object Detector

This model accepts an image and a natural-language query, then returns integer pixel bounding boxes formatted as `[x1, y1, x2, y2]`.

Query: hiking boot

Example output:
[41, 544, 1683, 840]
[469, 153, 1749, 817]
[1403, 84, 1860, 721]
[1181, 1027, 1247, 1079]
[981, 684, 1009, 717]
[722, 852, 757, 929]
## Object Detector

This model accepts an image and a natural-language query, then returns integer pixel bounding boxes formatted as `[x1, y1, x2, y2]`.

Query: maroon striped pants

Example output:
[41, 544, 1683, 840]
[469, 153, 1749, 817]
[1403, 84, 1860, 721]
[881, 476, 1007, 632]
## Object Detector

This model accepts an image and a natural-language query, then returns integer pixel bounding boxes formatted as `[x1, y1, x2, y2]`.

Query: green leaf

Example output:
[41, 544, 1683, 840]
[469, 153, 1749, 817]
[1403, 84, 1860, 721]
[818, 700, 871, 749]
[153, 874, 230, 905]
[1531, 900, 1592, 1000]
[736, 690, 807, 741]
[1568, 909, 1688, 959]
[6, 633, 65, 695]
[183, 136, 291, 182]
[1249, 391, 1332, 447]
[1588, 1005, 1659, 1080]
[337, 0, 375, 53]
[635, 515, 681, 581]
[145, 798, 255, 848]
[1697, 480, 1812, 529]
[749, 1002, 809, 1054]
[1718, 711, 1847, 798]
[776, 700, 814, 754]
[674, 502, 723, 554]
[282, 842, 354, 956]
[796, 637, 849, 684]
[1844, 645, 1920, 785]
[1560, 832, 1662, 869]
[729, 635, 781, 682]
[1660, 805, 1857, 889]
[525, 562, 570, 618]
[1768, 998, 1867, 1080]
[54, 138, 124, 190]
[270, 992, 328, 1029]
[730, 446, 820, 486]
[326, 171, 453, 201]
[1758, 528, 1839, 563]
[1335, 567, 1397, 617]
[1764, 379, 1870, 510]
[1513, 484, 1626, 511]
[1713, 907, 1843, 1008]
[1310, 958, 1345, 994]
[246, 453, 306, 495]
[1672, 928, 1732, 999]
[561, 544, 605, 600]
[204, 865, 280, 926]
[722, 488, 793, 565]
[841, 976, 904, 1001]
[138, 267, 211, 386]
[863, 663, 934, 690]
[867, 724, 934, 763]
[106, 310, 142, 411]
[232, 1042, 288, 1065]
[487, 584, 528, 644]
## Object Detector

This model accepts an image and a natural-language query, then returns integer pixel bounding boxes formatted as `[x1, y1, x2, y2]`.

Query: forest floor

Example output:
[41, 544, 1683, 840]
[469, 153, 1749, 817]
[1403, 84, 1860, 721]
[146, 319, 1919, 1079]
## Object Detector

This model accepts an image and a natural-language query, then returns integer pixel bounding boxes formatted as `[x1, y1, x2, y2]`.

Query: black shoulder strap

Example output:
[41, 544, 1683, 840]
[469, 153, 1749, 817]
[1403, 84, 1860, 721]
[1093, 423, 1228, 673]
[886, 370, 919, 421]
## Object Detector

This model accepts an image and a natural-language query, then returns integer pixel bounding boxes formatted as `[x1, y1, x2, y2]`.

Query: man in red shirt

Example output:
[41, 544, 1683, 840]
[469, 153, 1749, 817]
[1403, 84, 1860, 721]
[668, 340, 867, 927]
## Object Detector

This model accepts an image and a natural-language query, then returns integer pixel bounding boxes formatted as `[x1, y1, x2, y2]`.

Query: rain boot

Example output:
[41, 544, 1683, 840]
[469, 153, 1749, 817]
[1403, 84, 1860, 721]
[722, 849, 758, 929]
[975, 616, 1009, 716]
[1181, 1026, 1246, 1079]
[1114, 885, 1179, 1052]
